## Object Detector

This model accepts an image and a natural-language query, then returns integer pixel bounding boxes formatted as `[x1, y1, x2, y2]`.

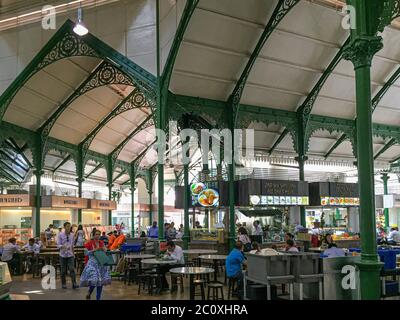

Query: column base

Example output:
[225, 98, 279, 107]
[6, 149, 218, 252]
[355, 258, 383, 300]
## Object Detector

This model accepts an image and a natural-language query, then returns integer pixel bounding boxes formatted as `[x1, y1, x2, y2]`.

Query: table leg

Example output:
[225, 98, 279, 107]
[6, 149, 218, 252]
[190, 274, 194, 300]
[214, 260, 218, 282]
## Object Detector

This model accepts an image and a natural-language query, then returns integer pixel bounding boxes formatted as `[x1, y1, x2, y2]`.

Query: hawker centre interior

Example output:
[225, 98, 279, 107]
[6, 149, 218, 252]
[0, 0, 400, 301]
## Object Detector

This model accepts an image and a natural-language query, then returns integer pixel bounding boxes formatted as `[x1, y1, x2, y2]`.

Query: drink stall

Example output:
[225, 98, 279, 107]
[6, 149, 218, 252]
[0, 194, 34, 245]
[308, 182, 360, 248]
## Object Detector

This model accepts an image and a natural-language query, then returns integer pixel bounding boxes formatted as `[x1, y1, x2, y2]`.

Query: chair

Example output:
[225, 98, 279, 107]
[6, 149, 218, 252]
[227, 277, 238, 299]
[193, 279, 206, 300]
[207, 282, 224, 300]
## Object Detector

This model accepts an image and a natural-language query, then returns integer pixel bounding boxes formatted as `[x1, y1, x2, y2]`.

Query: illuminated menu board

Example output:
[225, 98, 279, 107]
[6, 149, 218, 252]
[309, 182, 360, 207]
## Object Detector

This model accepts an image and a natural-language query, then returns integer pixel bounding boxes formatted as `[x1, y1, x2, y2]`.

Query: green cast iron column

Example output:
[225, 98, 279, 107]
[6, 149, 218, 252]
[381, 173, 390, 231]
[76, 177, 83, 224]
[183, 163, 190, 250]
[228, 163, 236, 250]
[343, 0, 384, 298]
[107, 183, 113, 226]
[130, 181, 135, 238]
[297, 155, 308, 227]
[148, 169, 153, 228]
[34, 170, 43, 237]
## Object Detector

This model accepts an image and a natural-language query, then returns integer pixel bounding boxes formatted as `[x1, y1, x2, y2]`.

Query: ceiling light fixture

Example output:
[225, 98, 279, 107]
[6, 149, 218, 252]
[73, 6, 88, 36]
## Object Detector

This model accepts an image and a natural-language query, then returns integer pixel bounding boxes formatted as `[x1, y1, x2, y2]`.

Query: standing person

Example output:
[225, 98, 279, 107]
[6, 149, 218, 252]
[148, 221, 158, 239]
[226, 241, 246, 299]
[166, 222, 177, 240]
[1, 238, 21, 275]
[164, 223, 170, 240]
[57, 222, 78, 289]
[179, 224, 184, 233]
[45, 224, 54, 242]
[251, 220, 263, 244]
[80, 230, 111, 300]
[91, 228, 97, 240]
[74, 225, 85, 247]
[237, 227, 251, 252]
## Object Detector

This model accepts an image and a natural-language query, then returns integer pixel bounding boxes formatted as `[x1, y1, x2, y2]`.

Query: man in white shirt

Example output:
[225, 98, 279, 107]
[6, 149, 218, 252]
[388, 227, 400, 244]
[160, 241, 185, 292]
[166, 241, 184, 264]
[23, 238, 41, 254]
[1, 238, 21, 275]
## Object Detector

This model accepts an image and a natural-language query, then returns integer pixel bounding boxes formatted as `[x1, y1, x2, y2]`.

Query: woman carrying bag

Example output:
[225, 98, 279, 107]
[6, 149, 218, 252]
[80, 230, 112, 300]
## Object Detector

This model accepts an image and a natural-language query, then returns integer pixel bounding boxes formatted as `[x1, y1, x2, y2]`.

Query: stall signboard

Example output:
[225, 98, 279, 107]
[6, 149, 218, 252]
[245, 179, 309, 206]
[89, 199, 117, 210]
[309, 182, 360, 206]
[0, 194, 34, 207]
[41, 196, 88, 209]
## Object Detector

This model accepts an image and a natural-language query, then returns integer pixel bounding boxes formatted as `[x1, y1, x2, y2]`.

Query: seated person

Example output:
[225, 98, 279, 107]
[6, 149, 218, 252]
[249, 241, 261, 254]
[160, 241, 184, 291]
[387, 227, 400, 244]
[285, 232, 296, 245]
[24, 238, 40, 254]
[323, 243, 345, 258]
[285, 239, 299, 253]
[1, 238, 22, 275]
[23, 238, 40, 273]
[226, 241, 246, 299]
[107, 231, 116, 248]
[110, 232, 126, 251]
[140, 231, 147, 238]
[99, 232, 108, 242]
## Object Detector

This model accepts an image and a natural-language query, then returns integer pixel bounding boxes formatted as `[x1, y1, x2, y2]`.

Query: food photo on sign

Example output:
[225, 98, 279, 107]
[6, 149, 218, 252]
[190, 183, 219, 207]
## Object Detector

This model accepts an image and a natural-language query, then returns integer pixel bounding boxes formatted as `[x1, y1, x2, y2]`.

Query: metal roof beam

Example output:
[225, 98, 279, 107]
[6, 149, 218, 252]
[324, 133, 347, 158]
[161, 0, 199, 90]
[109, 114, 154, 164]
[52, 154, 72, 173]
[112, 170, 127, 183]
[269, 129, 288, 154]
[374, 138, 396, 160]
[372, 65, 400, 111]
[229, 0, 300, 124]
[324, 63, 400, 157]
[85, 163, 103, 179]
[80, 88, 151, 158]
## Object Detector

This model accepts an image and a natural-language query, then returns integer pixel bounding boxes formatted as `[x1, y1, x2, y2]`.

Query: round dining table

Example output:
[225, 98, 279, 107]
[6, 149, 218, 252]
[182, 249, 218, 267]
[169, 267, 215, 300]
[199, 255, 227, 283]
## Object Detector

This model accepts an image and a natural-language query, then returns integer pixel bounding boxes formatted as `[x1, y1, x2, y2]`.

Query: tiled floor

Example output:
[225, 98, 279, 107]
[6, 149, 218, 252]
[9, 273, 234, 300]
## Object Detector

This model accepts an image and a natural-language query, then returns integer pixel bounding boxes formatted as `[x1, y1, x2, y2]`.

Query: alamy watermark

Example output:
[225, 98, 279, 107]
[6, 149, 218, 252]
[154, 121, 255, 167]
[41, 5, 57, 30]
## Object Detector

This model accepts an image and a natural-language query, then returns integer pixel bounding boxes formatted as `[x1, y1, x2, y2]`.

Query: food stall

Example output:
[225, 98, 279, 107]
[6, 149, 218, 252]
[307, 182, 360, 248]
[236, 179, 309, 249]
[41, 195, 88, 228]
[0, 194, 34, 245]
[86, 199, 116, 225]
[175, 182, 225, 251]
